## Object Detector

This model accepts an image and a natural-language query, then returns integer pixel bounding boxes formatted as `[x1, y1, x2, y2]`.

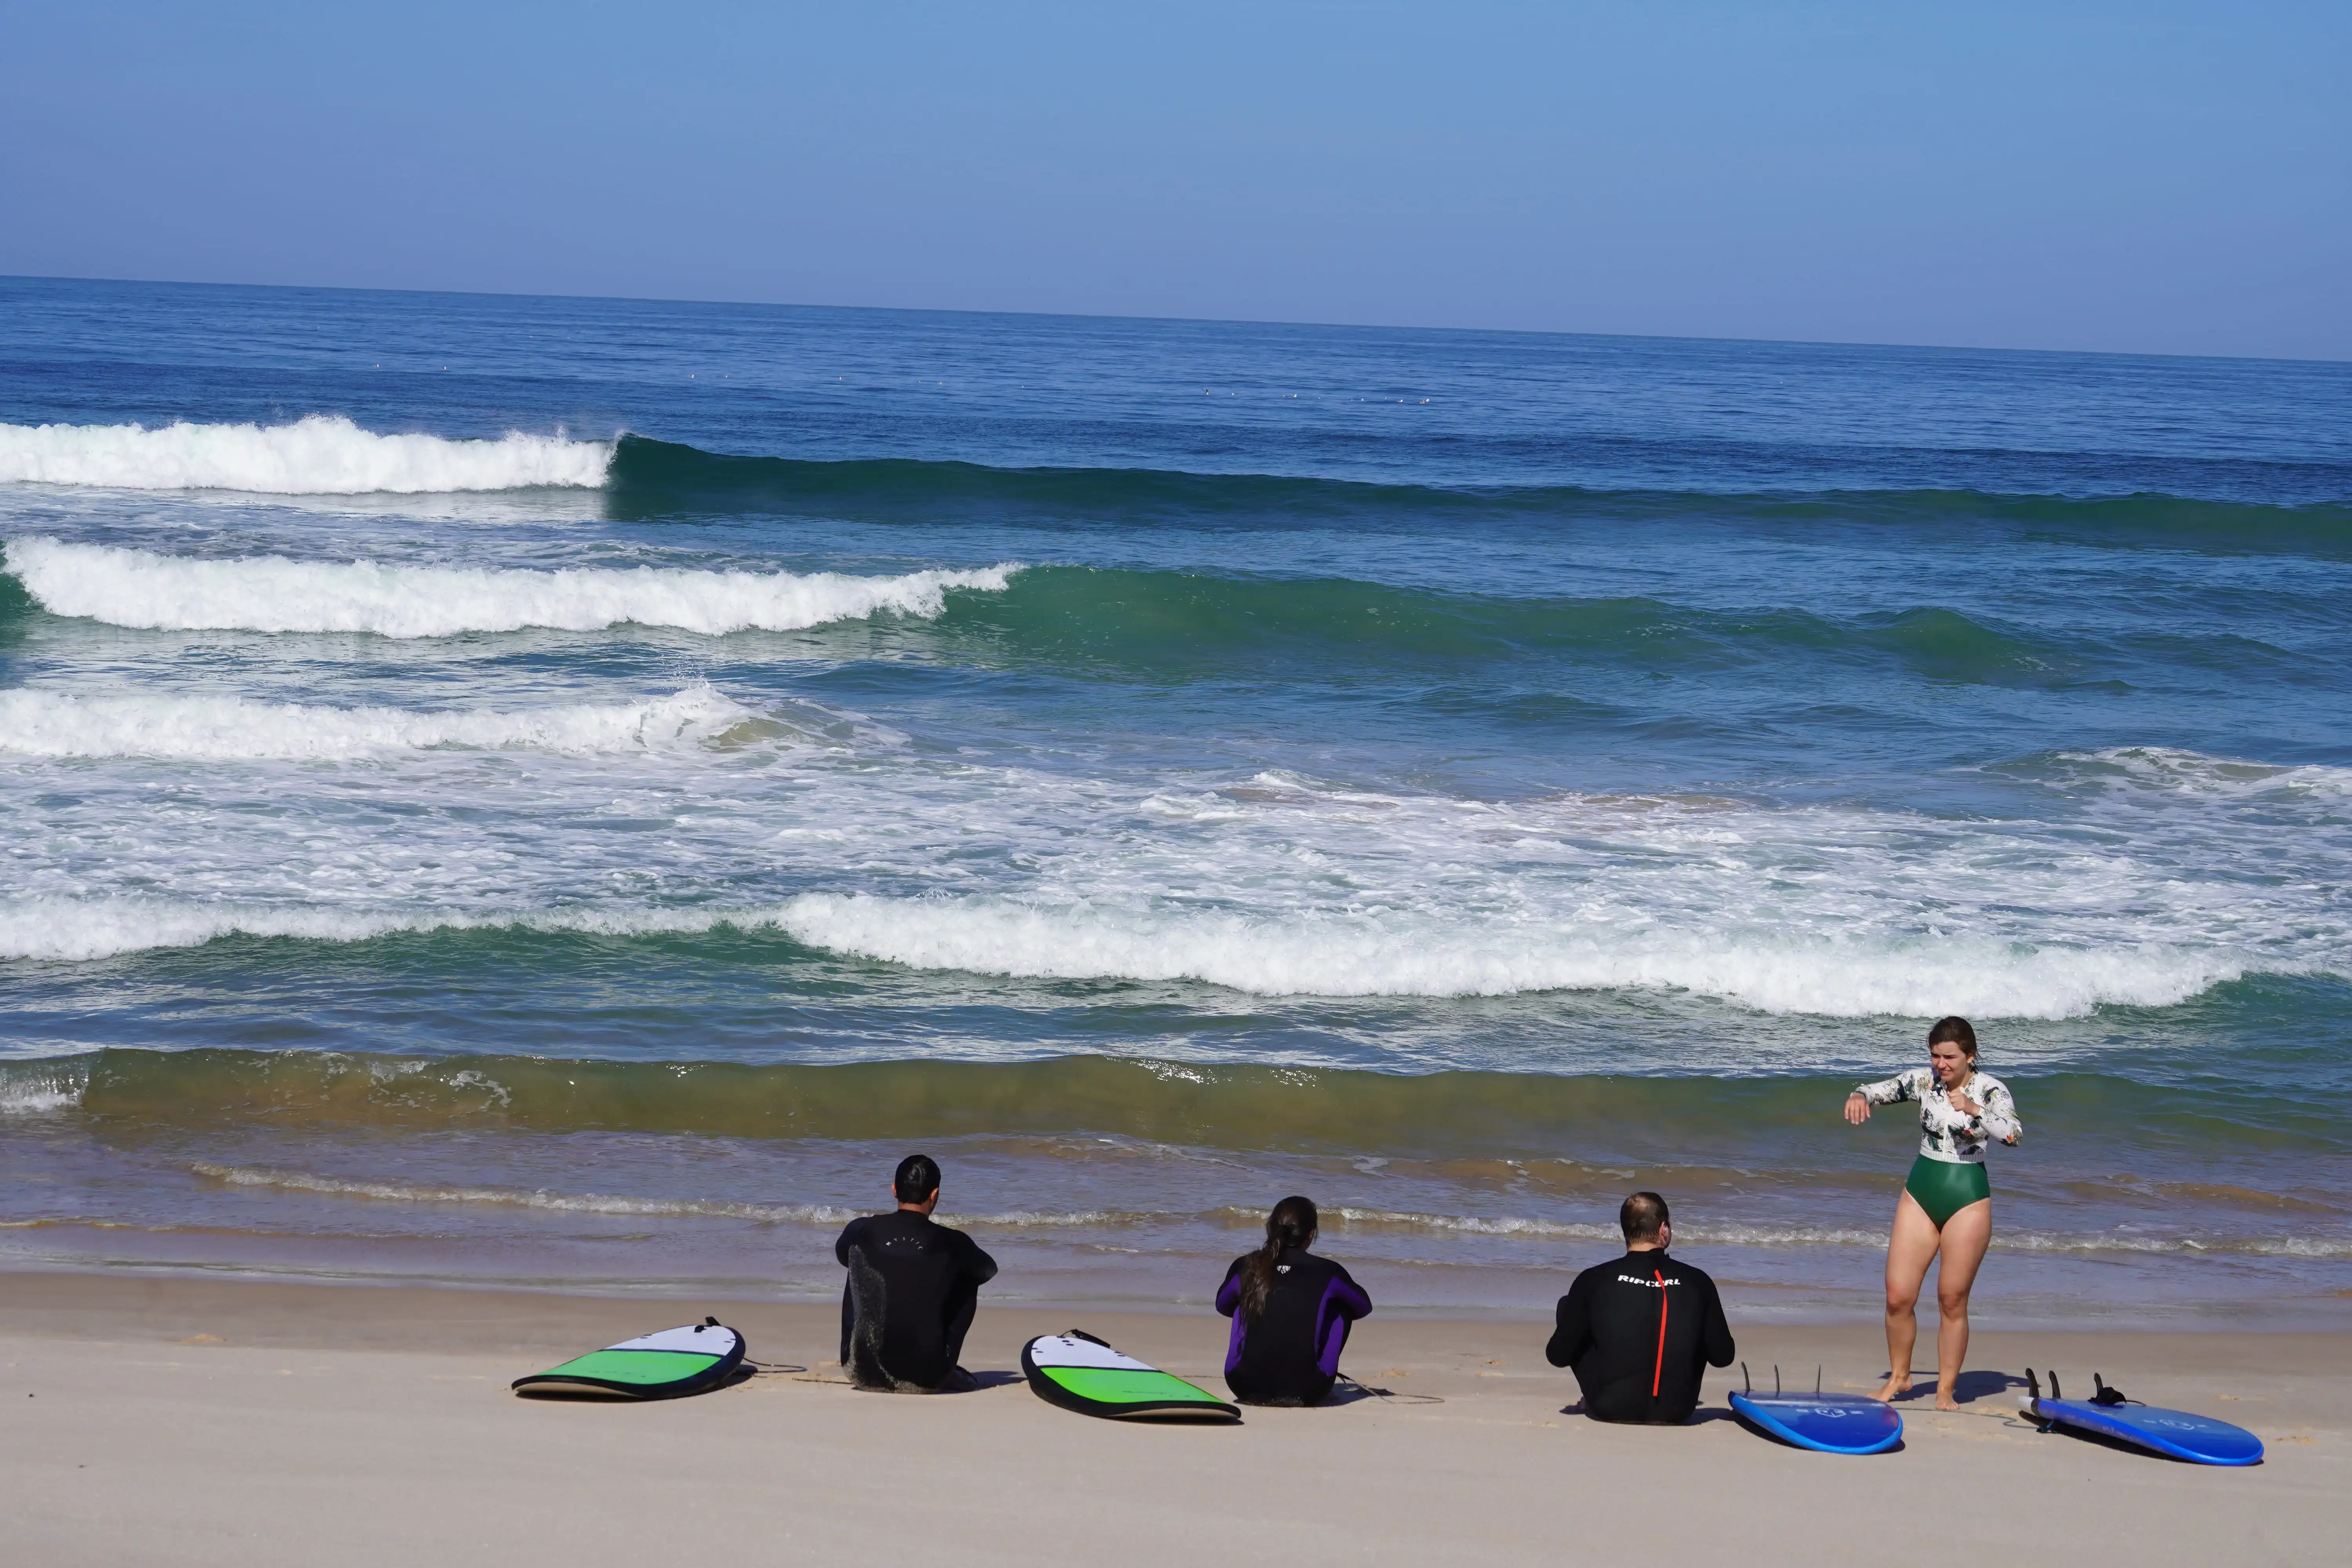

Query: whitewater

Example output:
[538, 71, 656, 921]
[4, 536, 1017, 636]
[0, 414, 612, 493]
[0, 682, 793, 759]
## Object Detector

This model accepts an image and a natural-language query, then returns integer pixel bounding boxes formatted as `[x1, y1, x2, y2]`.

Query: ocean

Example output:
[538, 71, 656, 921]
[2, 275, 2348, 1326]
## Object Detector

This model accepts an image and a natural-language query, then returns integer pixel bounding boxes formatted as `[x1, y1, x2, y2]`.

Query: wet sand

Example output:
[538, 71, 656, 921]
[1, 1271, 2343, 1566]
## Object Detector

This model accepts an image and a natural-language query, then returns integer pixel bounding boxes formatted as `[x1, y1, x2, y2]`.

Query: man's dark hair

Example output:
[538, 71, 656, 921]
[1620, 1191, 1670, 1243]
[894, 1154, 942, 1205]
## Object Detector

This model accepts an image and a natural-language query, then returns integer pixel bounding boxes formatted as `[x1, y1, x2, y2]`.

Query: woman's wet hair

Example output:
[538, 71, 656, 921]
[1927, 1016, 1978, 1057]
[893, 1153, 942, 1203]
[1239, 1195, 1319, 1322]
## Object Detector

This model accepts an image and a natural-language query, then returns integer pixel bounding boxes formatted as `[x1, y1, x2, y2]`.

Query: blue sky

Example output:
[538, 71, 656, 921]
[2, 1, 2345, 358]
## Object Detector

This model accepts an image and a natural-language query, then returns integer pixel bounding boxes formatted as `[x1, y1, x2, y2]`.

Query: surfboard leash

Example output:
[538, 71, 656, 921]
[2089, 1372, 2143, 1407]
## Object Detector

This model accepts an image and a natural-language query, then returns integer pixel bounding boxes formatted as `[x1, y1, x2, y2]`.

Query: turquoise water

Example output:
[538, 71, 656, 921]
[2, 277, 2348, 1323]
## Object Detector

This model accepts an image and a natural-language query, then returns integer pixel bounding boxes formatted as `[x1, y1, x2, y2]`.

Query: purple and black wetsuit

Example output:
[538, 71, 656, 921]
[1214, 1247, 1373, 1406]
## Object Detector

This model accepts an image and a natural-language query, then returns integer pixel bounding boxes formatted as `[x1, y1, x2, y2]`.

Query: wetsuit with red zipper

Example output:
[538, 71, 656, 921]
[1545, 1248, 1735, 1425]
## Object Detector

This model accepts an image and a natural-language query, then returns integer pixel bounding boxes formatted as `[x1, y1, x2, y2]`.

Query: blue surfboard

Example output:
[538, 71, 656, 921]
[2024, 1372, 2261, 1466]
[1730, 1390, 1904, 1454]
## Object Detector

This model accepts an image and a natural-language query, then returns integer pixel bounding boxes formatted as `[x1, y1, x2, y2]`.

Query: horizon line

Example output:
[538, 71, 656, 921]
[5, 271, 2343, 372]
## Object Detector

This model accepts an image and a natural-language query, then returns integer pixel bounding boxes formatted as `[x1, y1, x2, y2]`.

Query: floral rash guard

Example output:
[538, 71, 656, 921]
[1854, 1067, 2021, 1164]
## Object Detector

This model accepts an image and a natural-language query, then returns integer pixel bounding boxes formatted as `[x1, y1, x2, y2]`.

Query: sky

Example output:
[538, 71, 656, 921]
[2, 1, 2346, 359]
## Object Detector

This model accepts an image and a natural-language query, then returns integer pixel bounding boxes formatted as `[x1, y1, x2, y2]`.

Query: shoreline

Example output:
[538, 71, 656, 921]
[9, 1265, 2350, 1346]
[4, 1260, 2333, 1363]
[14, 1047, 2348, 1334]
[3, 1269, 2343, 1565]
[11, 1241, 2348, 1333]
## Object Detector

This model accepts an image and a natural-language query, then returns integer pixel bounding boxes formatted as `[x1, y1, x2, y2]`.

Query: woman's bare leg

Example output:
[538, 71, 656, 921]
[1929, 1197, 1992, 1410]
[1876, 1191, 1940, 1401]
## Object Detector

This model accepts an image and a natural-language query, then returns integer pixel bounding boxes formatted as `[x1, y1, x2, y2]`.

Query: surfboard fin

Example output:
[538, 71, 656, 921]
[2023, 1368, 2054, 1431]
[2091, 1373, 2136, 1406]
[1740, 1361, 1751, 1394]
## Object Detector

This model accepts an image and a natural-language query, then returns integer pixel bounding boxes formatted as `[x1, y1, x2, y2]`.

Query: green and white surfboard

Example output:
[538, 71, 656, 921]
[1021, 1332, 1240, 1422]
[512, 1319, 746, 1399]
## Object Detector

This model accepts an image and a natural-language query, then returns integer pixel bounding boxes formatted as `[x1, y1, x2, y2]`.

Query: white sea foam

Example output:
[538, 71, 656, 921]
[4, 744, 2341, 1019]
[769, 892, 2249, 1020]
[187, 1164, 855, 1224]
[0, 682, 786, 760]
[2056, 746, 2352, 801]
[0, 889, 2265, 1018]
[3, 537, 1017, 637]
[0, 899, 735, 964]
[0, 1076, 84, 1114]
[181, 1164, 1141, 1231]
[0, 416, 611, 494]
[1325, 1207, 1622, 1241]
[1327, 1207, 2352, 1257]
[171, 1167, 2350, 1260]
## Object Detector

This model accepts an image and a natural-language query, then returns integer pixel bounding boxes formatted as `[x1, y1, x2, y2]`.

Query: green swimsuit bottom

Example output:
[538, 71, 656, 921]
[1904, 1155, 1991, 1228]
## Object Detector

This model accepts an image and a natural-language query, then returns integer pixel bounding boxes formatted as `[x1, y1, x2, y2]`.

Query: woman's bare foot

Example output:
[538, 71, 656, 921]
[1935, 1389, 1962, 1411]
[1871, 1374, 1911, 1402]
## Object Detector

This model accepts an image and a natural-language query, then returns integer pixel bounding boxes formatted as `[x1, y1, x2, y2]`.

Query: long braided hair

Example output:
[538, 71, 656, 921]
[1239, 1195, 1319, 1323]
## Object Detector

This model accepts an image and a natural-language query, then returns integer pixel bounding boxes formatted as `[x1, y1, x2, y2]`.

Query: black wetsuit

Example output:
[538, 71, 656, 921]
[1545, 1248, 1734, 1424]
[1214, 1248, 1373, 1406]
[834, 1210, 999, 1390]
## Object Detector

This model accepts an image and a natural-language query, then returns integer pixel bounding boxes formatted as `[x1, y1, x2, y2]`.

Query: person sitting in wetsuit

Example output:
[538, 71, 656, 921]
[834, 1154, 998, 1392]
[1546, 1191, 1733, 1425]
[1214, 1195, 1372, 1406]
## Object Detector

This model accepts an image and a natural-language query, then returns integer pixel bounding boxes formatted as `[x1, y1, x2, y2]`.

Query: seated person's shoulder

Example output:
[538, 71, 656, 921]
[1665, 1253, 1719, 1289]
[1570, 1256, 1620, 1289]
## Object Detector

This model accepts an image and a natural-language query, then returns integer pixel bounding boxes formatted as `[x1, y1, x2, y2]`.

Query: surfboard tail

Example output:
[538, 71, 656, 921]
[513, 1319, 746, 1400]
[2024, 1370, 2265, 1466]
[1020, 1333, 1241, 1423]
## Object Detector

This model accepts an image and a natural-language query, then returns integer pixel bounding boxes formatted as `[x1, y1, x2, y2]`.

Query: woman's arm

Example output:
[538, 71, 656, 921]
[1214, 1259, 1245, 1318]
[1845, 1067, 1917, 1122]
[1971, 1080, 2022, 1145]
[1853, 1069, 1917, 1107]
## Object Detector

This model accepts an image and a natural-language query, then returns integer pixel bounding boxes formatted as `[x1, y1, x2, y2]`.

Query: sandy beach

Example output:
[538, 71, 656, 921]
[2, 1270, 2341, 1566]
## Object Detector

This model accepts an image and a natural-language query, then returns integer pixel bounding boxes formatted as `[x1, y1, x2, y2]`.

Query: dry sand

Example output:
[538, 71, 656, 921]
[1, 1271, 2342, 1566]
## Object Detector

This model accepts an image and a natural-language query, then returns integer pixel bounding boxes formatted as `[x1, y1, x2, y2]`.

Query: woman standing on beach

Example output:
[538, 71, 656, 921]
[1844, 1016, 2021, 1410]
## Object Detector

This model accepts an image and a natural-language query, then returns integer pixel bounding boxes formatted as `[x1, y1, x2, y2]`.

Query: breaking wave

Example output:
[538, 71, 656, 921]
[0, 889, 2261, 1018]
[2, 537, 1017, 638]
[769, 892, 2249, 1020]
[0, 682, 804, 760]
[0, 415, 611, 494]
[2048, 746, 2352, 802]
[7, 1048, 2336, 1152]
[0, 898, 740, 965]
